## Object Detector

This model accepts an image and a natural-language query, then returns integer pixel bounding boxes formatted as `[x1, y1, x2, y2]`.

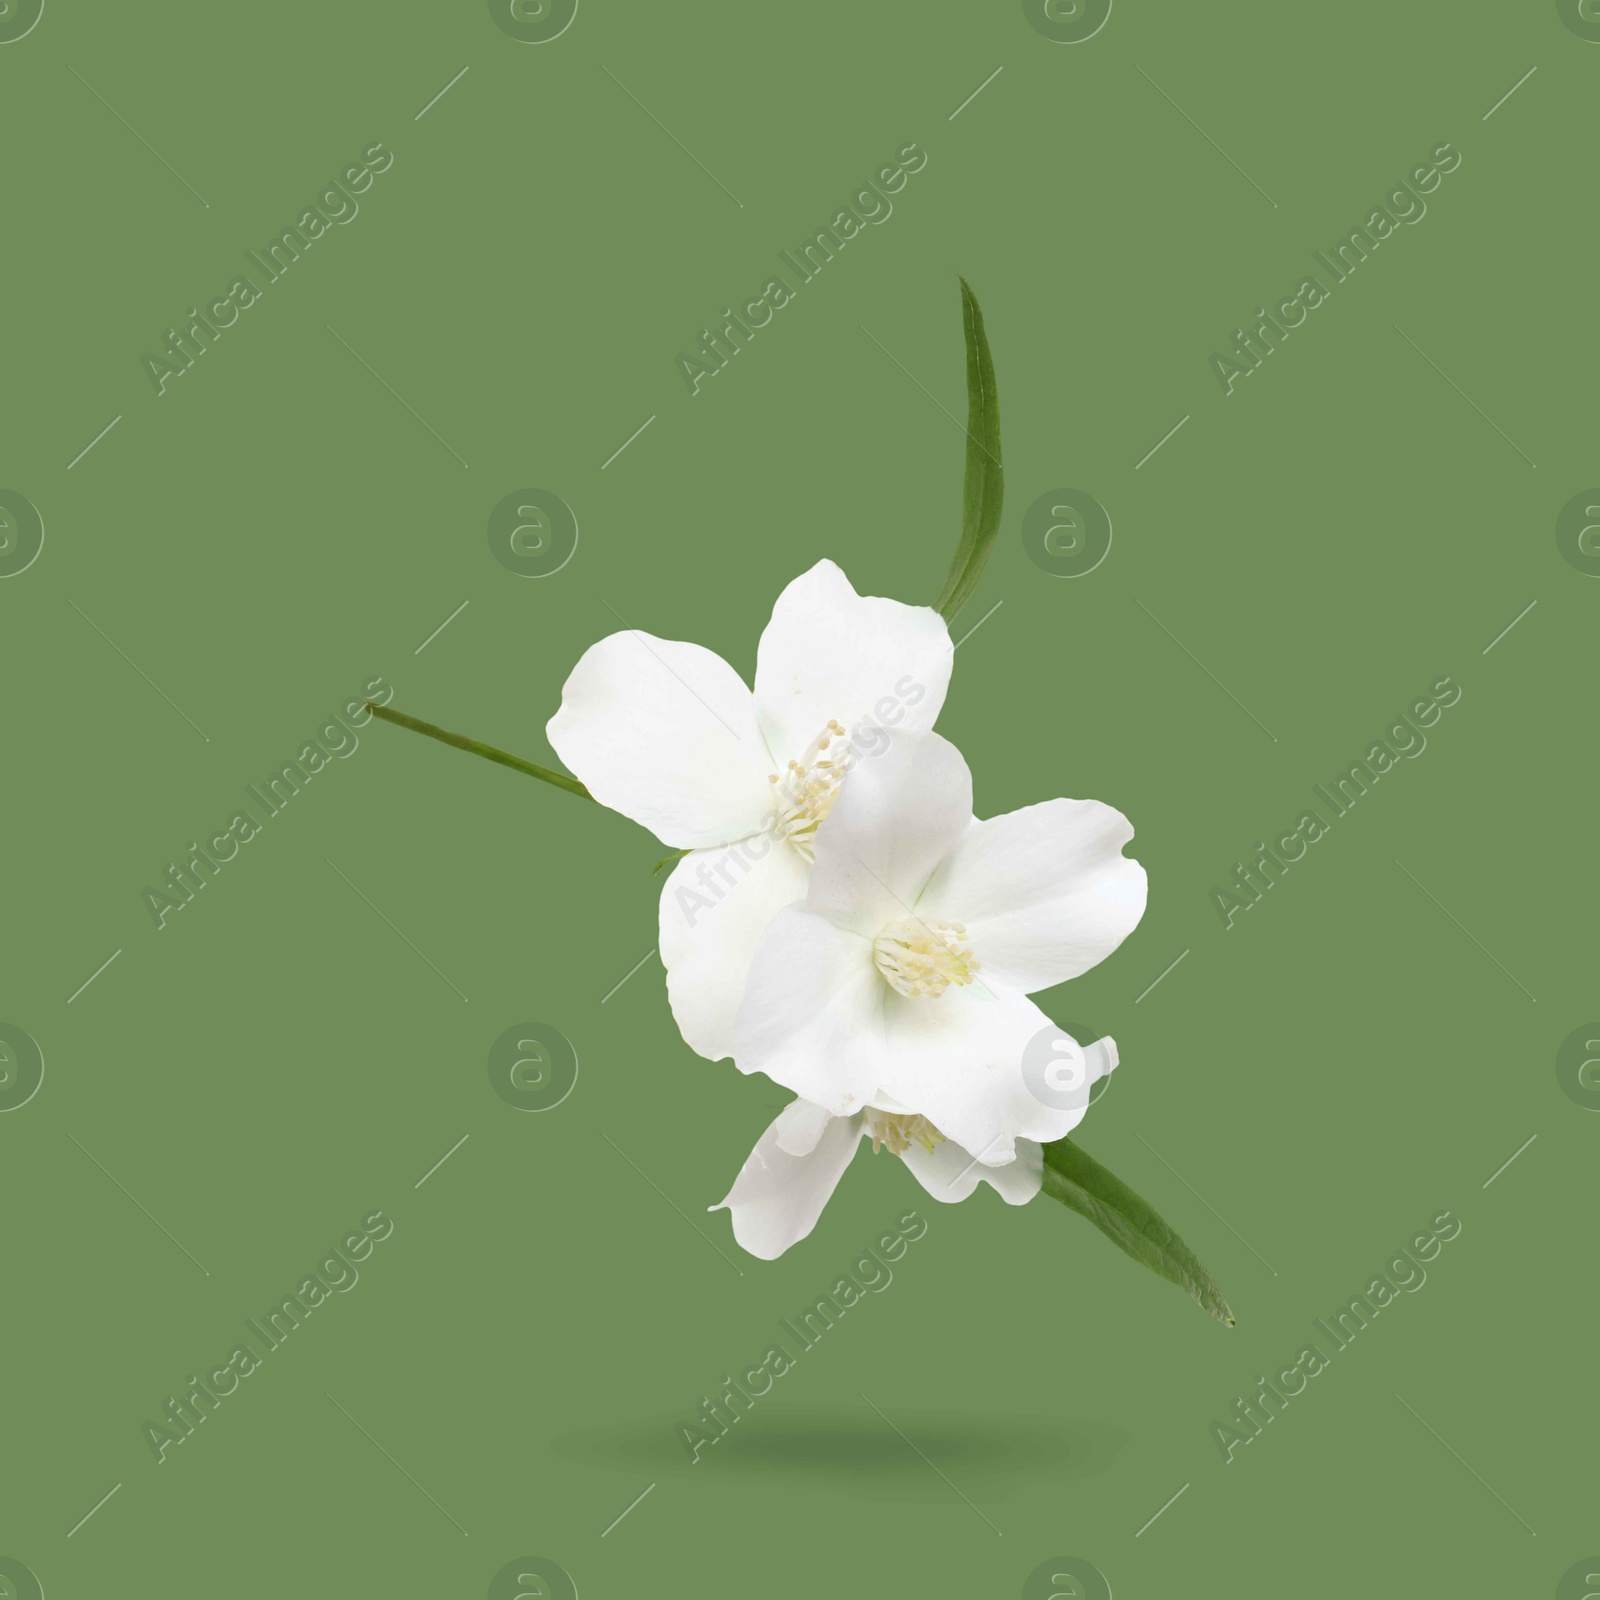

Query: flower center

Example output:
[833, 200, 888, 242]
[768, 719, 851, 860]
[864, 1108, 945, 1157]
[872, 917, 980, 999]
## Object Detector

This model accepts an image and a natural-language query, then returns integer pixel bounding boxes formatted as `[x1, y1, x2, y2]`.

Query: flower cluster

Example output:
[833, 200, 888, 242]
[546, 561, 1147, 1258]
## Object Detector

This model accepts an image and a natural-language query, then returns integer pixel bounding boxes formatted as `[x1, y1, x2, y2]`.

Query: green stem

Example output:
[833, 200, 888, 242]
[366, 703, 594, 800]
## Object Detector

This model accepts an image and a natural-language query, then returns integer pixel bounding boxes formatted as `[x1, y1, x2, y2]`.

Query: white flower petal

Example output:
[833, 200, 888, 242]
[659, 837, 811, 1062]
[900, 1135, 1043, 1204]
[546, 631, 771, 848]
[982, 1137, 1045, 1203]
[733, 907, 887, 1114]
[919, 798, 1148, 992]
[773, 1098, 836, 1157]
[805, 731, 974, 937]
[712, 1104, 863, 1260]
[753, 559, 953, 770]
[874, 987, 1115, 1162]
[1089, 1035, 1119, 1078]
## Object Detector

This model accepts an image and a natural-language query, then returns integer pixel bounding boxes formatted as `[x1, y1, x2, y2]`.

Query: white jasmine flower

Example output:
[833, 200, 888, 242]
[546, 560, 953, 1059]
[713, 1090, 1097, 1260]
[733, 730, 1145, 1166]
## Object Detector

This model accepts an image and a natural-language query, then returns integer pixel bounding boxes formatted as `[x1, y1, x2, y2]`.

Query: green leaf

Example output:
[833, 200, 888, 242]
[653, 848, 692, 876]
[1040, 1137, 1236, 1327]
[367, 702, 593, 800]
[932, 277, 1004, 625]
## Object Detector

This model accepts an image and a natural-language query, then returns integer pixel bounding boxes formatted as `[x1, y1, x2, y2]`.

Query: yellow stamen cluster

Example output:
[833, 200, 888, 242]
[769, 720, 851, 860]
[864, 1109, 945, 1157]
[872, 917, 980, 999]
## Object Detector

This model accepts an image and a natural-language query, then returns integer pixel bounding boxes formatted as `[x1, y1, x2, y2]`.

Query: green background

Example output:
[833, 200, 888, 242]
[2, 1, 1592, 1594]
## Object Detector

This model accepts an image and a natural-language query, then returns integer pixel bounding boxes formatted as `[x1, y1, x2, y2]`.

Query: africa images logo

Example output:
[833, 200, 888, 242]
[1208, 142, 1462, 394]
[140, 143, 395, 396]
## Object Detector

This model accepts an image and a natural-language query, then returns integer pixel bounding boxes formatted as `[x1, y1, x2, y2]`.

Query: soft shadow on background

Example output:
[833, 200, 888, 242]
[553, 1408, 1129, 1503]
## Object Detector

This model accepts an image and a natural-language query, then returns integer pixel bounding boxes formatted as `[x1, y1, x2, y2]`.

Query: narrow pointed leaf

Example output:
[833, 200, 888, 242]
[367, 703, 593, 800]
[932, 277, 1004, 624]
[1041, 1137, 1236, 1327]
